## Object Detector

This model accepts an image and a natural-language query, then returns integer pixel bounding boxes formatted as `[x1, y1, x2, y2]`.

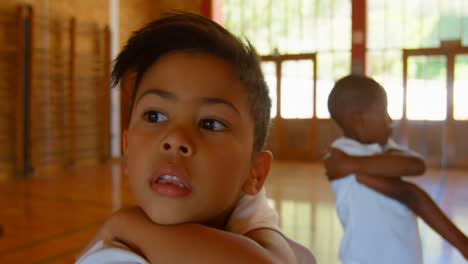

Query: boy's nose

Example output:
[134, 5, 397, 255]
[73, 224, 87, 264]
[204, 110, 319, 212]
[160, 129, 194, 157]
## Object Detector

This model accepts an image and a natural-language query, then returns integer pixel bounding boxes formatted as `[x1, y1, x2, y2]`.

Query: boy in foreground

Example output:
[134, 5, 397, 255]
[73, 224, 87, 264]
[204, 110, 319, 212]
[77, 13, 315, 264]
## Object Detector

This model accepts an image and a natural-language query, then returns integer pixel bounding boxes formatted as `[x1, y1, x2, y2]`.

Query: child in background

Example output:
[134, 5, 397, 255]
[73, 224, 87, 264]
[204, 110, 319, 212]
[325, 74, 468, 264]
[77, 13, 315, 264]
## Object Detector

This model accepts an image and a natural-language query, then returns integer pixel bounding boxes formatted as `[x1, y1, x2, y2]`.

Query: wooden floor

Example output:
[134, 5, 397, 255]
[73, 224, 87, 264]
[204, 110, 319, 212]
[0, 161, 467, 263]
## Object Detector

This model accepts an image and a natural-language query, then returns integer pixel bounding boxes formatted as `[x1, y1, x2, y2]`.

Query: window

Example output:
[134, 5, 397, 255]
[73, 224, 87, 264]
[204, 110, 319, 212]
[406, 56, 447, 121]
[261, 62, 277, 118]
[280, 61, 314, 118]
[222, 0, 351, 119]
[454, 55, 468, 120]
[368, 0, 468, 120]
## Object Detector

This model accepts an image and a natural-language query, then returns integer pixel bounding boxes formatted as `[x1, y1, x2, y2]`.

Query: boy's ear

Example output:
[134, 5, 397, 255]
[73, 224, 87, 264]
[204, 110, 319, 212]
[242, 150, 273, 195]
[122, 130, 129, 174]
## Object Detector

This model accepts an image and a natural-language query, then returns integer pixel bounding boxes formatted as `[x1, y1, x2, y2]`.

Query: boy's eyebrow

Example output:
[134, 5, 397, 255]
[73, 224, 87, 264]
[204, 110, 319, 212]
[201, 97, 240, 114]
[135, 89, 240, 115]
[136, 88, 176, 103]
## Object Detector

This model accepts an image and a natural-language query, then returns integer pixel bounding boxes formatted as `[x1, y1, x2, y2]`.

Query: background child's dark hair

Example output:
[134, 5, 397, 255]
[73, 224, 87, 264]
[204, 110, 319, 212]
[112, 12, 271, 153]
[328, 74, 386, 128]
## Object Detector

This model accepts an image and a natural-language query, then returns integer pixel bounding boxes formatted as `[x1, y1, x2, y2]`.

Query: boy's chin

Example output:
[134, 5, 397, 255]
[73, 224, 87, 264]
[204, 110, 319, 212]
[146, 211, 185, 225]
[142, 206, 194, 225]
[141, 205, 229, 229]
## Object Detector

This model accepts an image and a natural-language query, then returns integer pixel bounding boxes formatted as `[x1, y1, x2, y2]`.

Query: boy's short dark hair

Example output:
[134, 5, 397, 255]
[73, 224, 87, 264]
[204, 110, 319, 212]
[112, 13, 271, 153]
[328, 75, 386, 128]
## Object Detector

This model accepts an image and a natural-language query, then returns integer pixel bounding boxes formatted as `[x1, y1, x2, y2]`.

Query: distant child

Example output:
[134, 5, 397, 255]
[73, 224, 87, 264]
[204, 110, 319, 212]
[76, 13, 315, 264]
[325, 75, 468, 264]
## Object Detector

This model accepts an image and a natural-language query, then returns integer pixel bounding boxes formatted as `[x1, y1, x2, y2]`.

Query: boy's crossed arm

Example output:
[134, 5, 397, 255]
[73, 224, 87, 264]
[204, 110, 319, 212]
[324, 147, 425, 180]
[324, 148, 468, 259]
[81, 206, 296, 264]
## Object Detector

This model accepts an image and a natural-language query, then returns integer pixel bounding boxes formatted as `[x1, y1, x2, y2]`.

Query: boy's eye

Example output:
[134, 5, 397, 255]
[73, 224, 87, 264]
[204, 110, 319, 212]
[199, 119, 226, 131]
[143, 110, 168, 123]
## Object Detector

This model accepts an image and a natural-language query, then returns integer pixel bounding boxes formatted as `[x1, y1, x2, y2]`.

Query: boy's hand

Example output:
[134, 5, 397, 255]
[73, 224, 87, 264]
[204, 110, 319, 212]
[78, 215, 115, 258]
[104, 206, 148, 255]
[78, 206, 147, 258]
[323, 148, 354, 181]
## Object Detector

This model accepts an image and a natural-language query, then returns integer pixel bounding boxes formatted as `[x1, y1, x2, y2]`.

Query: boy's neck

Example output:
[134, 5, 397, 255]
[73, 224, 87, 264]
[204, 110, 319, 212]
[343, 131, 386, 147]
[343, 131, 361, 143]
[201, 205, 236, 230]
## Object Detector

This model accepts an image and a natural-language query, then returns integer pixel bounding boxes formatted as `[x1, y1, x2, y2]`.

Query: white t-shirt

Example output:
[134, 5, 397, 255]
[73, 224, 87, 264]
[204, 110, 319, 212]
[76, 188, 316, 264]
[331, 137, 422, 264]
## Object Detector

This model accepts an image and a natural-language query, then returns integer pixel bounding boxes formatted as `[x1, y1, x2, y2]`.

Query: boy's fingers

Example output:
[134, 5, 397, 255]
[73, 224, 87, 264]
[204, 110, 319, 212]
[329, 147, 342, 154]
[325, 172, 337, 181]
[323, 147, 337, 160]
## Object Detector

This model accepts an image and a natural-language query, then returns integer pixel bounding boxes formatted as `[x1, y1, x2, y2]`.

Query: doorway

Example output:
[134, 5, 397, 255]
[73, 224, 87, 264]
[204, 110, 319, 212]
[401, 44, 468, 168]
[261, 53, 318, 160]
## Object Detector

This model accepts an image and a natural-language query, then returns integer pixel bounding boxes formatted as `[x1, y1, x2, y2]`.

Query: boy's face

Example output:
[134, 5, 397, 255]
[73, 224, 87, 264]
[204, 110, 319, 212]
[355, 93, 393, 146]
[123, 52, 270, 227]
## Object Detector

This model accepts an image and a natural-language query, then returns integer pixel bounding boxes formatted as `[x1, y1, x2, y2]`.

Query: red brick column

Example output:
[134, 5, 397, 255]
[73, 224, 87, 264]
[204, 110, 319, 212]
[351, 0, 367, 75]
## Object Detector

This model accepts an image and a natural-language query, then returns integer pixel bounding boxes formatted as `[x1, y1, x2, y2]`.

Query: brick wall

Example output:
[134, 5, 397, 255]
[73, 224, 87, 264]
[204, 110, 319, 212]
[160, 0, 201, 15]
[0, 0, 204, 177]
[119, 0, 202, 48]
[1, 0, 109, 25]
[1, 0, 204, 51]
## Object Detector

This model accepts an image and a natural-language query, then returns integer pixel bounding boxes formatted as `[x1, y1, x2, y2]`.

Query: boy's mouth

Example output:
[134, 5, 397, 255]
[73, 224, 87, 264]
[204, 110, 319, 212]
[149, 168, 192, 198]
[154, 175, 187, 189]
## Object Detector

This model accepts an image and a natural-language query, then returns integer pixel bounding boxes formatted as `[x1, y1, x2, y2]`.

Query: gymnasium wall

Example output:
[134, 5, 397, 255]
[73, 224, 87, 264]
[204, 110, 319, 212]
[0, 0, 203, 179]
[1, 0, 203, 50]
